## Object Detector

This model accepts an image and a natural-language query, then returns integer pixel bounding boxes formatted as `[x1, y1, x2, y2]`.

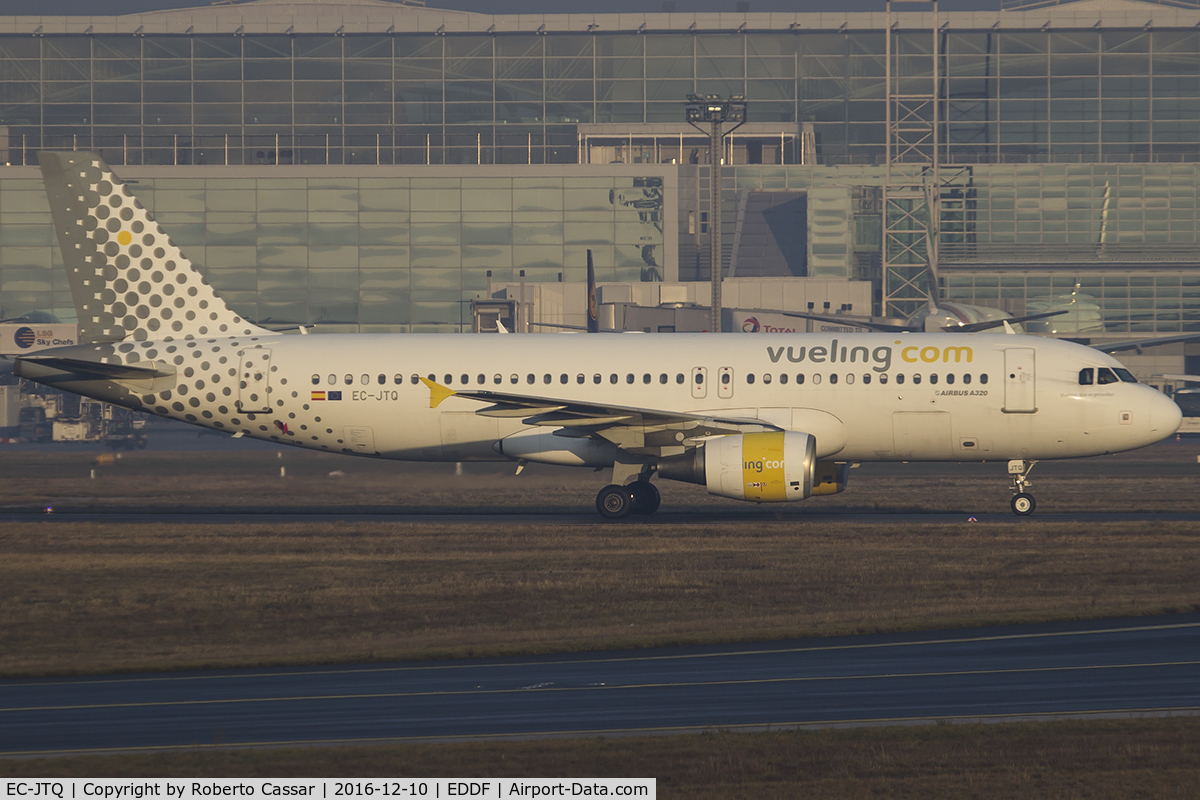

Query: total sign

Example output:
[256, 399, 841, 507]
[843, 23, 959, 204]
[0, 324, 79, 356]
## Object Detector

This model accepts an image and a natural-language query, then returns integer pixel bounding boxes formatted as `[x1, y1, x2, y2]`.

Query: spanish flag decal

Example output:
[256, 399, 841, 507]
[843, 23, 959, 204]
[311, 391, 326, 401]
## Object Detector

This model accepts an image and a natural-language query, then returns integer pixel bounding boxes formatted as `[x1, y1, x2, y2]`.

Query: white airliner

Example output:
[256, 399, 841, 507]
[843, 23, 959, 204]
[14, 152, 1183, 518]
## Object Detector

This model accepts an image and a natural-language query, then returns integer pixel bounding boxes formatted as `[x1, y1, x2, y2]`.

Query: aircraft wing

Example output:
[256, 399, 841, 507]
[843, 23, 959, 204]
[1094, 333, 1200, 353]
[942, 309, 1069, 333]
[15, 354, 175, 381]
[420, 378, 779, 454]
[763, 309, 913, 333]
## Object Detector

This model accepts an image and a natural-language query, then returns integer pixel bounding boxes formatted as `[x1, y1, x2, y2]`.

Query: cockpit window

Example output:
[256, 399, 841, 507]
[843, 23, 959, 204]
[1097, 368, 1119, 385]
[1078, 368, 1094, 386]
[1114, 368, 1138, 383]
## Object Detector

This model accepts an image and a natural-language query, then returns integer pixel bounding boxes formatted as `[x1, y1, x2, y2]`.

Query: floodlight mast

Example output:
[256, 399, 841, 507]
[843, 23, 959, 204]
[686, 94, 747, 333]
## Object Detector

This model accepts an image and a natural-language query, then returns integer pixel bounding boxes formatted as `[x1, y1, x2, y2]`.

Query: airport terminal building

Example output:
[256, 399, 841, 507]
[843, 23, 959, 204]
[2, 0, 1200, 372]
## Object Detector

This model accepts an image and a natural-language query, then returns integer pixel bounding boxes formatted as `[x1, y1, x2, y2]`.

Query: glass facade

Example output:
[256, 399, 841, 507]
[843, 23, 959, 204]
[0, 169, 669, 332]
[1, 25, 1198, 166]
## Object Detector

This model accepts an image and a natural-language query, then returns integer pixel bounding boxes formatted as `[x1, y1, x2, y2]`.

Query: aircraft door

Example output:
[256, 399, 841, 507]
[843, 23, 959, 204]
[718, 366, 734, 399]
[1003, 348, 1037, 413]
[691, 366, 707, 399]
[236, 348, 272, 413]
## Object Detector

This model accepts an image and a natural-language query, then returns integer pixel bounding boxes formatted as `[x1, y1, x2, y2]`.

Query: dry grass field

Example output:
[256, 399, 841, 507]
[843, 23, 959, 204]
[3, 719, 1199, 800]
[3, 441, 1200, 676]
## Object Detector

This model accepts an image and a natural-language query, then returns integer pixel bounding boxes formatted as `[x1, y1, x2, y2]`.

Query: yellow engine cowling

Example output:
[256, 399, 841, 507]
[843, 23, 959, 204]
[812, 461, 850, 495]
[657, 431, 816, 502]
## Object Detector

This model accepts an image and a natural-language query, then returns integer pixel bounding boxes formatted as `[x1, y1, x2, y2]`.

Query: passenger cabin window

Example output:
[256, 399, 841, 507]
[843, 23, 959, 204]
[378, 374, 386, 385]
[577, 374, 585, 384]
[543, 374, 551, 384]
[527, 374, 535, 384]
[394, 374, 403, 385]
[643, 373, 651, 384]
[444, 374, 452, 384]
[946, 374, 954, 385]
[879, 374, 888, 385]
[510, 374, 518, 384]
[676, 373, 685, 384]
[929, 374, 938, 385]
[896, 374, 905, 385]
[560, 374, 568, 384]
[779, 374, 788, 385]
[962, 374, 971, 385]
[328, 374, 337, 385]
[863, 374, 871, 385]
[411, 374, 420, 385]
[721, 373, 731, 385]
[626, 373, 635, 384]
[1079, 368, 1094, 385]
[811, 374, 821, 385]
[344, 374, 353, 385]
[912, 374, 922, 385]
[659, 373, 668, 384]
[311, 374, 320, 385]
[829, 373, 838, 385]
[494, 374, 502, 384]
[477, 374, 485, 385]
[361, 374, 369, 385]
[746, 373, 755, 384]
[594, 374, 602, 384]
[845, 373, 854, 385]
[611, 374, 618, 384]
[1097, 368, 1119, 385]
[980, 374, 989, 385]
[695, 373, 704, 385]
[462, 374, 469, 384]
[796, 373, 805, 385]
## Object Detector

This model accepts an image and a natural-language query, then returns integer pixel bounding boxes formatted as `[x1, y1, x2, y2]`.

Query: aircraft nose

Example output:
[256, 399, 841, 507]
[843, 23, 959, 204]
[1148, 388, 1183, 438]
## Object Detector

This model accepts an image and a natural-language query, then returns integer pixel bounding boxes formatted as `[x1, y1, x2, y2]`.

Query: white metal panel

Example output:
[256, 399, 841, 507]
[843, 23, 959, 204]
[1004, 347, 1037, 413]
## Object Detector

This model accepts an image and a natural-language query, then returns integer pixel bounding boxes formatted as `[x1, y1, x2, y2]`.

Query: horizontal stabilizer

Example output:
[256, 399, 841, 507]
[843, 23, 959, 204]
[15, 354, 175, 381]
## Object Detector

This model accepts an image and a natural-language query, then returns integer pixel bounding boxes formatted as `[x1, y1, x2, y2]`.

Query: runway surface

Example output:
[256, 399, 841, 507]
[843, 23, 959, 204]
[3, 510, 1200, 526]
[3, 614, 1197, 756]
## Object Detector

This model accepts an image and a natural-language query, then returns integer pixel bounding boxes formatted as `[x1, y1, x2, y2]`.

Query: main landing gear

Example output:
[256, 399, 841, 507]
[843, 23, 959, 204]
[1008, 459, 1037, 516]
[595, 480, 661, 519]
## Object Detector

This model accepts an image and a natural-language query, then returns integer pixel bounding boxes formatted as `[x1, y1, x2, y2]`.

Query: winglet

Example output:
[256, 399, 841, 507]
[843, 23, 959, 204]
[419, 377, 457, 408]
[1002, 320, 1017, 335]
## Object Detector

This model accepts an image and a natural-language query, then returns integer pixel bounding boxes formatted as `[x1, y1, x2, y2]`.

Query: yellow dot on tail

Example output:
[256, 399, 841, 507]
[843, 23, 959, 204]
[117, 231, 132, 246]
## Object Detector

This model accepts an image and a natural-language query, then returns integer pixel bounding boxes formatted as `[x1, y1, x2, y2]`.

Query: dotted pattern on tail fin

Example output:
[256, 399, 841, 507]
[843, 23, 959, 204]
[38, 151, 268, 343]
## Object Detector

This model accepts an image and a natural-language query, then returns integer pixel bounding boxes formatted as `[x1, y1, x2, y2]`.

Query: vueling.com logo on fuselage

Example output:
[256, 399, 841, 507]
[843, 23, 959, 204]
[765, 339, 972, 372]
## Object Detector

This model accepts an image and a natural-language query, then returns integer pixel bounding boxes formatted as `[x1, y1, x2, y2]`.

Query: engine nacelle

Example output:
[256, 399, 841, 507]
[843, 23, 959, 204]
[657, 431, 816, 502]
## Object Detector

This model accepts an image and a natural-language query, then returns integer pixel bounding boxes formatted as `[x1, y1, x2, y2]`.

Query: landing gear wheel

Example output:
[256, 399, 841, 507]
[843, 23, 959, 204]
[596, 484, 635, 519]
[628, 481, 661, 515]
[1011, 493, 1036, 516]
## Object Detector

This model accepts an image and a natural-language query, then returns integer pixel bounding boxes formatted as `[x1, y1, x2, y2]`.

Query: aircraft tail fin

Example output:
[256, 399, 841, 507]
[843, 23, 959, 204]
[37, 151, 269, 343]
[586, 249, 599, 334]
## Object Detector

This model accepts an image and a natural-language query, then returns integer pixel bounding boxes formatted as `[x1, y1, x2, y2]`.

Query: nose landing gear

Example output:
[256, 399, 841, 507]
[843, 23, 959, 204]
[1008, 459, 1037, 516]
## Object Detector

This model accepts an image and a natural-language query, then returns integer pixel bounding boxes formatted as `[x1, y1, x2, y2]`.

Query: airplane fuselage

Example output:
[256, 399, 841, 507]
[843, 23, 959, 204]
[18, 331, 1179, 465]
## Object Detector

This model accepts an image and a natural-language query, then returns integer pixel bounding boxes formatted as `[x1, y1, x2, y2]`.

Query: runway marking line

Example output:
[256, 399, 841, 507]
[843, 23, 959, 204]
[4, 706, 1199, 758]
[5, 619, 1198, 689]
[3, 660, 1197, 714]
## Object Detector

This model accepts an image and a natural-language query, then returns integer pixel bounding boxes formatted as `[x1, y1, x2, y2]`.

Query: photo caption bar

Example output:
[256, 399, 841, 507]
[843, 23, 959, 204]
[3, 780, 655, 800]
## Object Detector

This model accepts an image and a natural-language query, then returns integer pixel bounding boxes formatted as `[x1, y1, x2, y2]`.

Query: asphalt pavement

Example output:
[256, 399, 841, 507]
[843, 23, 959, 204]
[3, 614, 1197, 756]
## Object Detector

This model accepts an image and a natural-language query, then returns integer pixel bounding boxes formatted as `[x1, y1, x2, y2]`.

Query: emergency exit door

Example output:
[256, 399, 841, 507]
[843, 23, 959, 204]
[1003, 348, 1036, 413]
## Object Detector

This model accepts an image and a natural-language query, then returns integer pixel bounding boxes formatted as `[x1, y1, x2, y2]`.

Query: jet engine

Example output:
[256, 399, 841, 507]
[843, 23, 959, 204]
[657, 431, 816, 502]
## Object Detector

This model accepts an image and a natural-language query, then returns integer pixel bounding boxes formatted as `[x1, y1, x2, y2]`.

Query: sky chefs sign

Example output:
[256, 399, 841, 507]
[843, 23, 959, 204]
[0, 324, 78, 355]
